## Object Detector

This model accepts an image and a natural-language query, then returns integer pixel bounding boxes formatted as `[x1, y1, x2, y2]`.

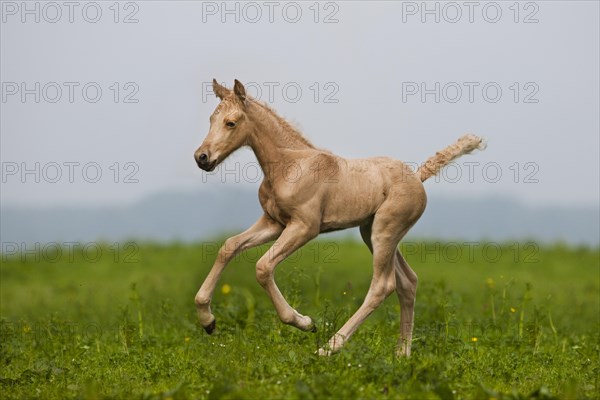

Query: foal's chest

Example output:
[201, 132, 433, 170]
[258, 182, 292, 226]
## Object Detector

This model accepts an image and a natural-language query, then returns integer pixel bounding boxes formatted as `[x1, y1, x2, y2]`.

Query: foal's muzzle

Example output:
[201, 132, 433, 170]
[195, 151, 217, 171]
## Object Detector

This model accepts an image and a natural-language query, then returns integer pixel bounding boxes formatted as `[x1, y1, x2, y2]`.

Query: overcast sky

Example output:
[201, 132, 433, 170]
[1, 1, 598, 208]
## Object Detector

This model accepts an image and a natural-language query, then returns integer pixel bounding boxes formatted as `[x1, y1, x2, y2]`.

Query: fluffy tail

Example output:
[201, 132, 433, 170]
[417, 134, 486, 182]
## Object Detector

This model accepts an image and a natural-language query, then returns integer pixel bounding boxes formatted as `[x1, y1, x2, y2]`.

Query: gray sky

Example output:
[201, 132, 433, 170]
[1, 1, 598, 208]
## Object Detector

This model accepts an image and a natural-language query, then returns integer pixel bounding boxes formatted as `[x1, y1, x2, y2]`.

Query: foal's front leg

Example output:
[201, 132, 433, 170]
[195, 215, 283, 333]
[255, 221, 318, 332]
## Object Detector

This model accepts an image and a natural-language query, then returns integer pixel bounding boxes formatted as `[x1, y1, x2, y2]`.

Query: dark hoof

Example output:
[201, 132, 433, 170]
[310, 325, 317, 333]
[204, 319, 216, 334]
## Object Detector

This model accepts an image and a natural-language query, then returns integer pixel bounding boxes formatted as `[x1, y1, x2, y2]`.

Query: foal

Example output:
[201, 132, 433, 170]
[193, 79, 485, 356]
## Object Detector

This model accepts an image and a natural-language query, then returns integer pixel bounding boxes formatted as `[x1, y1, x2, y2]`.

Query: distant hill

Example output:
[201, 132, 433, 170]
[1, 188, 598, 246]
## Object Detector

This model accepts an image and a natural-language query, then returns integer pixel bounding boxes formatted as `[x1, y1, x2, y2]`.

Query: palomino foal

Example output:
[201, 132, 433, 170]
[194, 79, 485, 356]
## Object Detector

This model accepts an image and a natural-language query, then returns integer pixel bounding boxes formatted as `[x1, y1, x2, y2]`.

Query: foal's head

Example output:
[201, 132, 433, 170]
[194, 79, 251, 171]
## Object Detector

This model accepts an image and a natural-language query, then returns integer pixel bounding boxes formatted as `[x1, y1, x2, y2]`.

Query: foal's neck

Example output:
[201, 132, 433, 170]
[247, 101, 314, 171]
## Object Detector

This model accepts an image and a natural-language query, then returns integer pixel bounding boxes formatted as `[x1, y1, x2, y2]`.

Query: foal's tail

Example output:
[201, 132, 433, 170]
[417, 134, 486, 182]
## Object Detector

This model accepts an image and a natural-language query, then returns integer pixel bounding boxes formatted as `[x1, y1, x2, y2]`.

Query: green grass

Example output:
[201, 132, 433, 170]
[1, 239, 598, 399]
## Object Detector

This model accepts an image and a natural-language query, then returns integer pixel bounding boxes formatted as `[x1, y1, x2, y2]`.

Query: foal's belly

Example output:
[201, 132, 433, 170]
[319, 172, 388, 231]
[260, 182, 380, 231]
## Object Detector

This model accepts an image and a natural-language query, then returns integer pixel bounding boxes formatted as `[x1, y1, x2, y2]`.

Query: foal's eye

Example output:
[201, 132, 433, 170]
[225, 121, 236, 128]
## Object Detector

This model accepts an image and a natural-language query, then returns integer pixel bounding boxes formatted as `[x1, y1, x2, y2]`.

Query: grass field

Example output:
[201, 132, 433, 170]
[1, 238, 598, 399]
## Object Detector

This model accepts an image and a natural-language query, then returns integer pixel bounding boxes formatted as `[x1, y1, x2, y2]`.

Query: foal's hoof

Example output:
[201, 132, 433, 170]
[204, 319, 216, 334]
[316, 347, 333, 357]
[300, 317, 317, 333]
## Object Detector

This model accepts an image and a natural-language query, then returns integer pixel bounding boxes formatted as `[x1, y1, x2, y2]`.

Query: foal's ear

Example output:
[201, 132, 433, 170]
[212, 79, 230, 100]
[233, 79, 246, 103]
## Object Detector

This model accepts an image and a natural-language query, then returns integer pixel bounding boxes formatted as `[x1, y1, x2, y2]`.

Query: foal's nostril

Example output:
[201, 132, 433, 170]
[195, 152, 212, 170]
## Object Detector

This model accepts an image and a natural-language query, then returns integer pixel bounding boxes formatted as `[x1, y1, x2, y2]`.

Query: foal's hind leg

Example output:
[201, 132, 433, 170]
[318, 213, 401, 355]
[394, 251, 418, 357]
[359, 223, 418, 357]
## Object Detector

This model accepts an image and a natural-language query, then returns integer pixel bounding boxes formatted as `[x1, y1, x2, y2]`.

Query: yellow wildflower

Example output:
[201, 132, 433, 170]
[221, 284, 232, 295]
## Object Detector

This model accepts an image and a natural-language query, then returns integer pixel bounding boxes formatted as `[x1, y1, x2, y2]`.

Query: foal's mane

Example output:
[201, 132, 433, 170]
[247, 97, 316, 149]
